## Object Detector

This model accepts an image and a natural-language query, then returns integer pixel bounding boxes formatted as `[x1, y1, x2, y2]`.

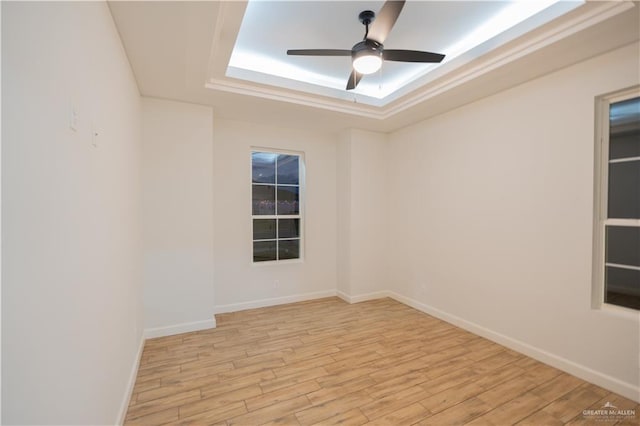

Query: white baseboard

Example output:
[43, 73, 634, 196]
[144, 318, 217, 339]
[214, 289, 337, 314]
[116, 335, 145, 425]
[385, 291, 640, 403]
[337, 290, 390, 304]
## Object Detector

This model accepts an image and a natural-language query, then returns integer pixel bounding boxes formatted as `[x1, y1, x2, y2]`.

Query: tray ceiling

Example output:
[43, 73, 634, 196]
[227, 1, 583, 106]
[108, 1, 640, 132]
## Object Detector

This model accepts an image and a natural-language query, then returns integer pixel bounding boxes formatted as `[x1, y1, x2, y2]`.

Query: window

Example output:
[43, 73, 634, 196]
[594, 88, 640, 311]
[251, 150, 303, 262]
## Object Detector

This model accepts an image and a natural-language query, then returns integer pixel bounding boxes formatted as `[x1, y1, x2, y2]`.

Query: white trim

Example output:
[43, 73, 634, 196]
[606, 263, 640, 271]
[385, 291, 640, 403]
[609, 156, 640, 164]
[116, 335, 145, 425]
[337, 290, 390, 304]
[214, 289, 336, 314]
[592, 86, 640, 310]
[144, 318, 217, 339]
[336, 290, 351, 304]
[605, 218, 640, 227]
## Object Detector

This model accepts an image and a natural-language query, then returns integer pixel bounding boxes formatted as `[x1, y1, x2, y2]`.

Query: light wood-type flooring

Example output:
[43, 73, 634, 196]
[125, 297, 638, 425]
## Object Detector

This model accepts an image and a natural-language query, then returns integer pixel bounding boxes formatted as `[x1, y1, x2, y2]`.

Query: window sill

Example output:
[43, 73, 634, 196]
[597, 302, 640, 320]
[252, 258, 304, 267]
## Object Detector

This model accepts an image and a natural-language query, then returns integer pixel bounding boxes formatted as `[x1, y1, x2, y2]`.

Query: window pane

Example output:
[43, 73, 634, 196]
[609, 97, 640, 160]
[605, 225, 640, 267]
[252, 185, 275, 215]
[279, 239, 300, 260]
[277, 155, 299, 184]
[252, 152, 276, 184]
[253, 241, 277, 262]
[277, 186, 299, 215]
[610, 132, 640, 160]
[278, 219, 300, 239]
[605, 266, 640, 310]
[608, 161, 640, 219]
[253, 219, 276, 240]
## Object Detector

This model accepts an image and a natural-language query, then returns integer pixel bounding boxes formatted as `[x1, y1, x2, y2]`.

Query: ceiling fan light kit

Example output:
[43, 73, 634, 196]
[352, 40, 383, 74]
[286, 0, 445, 90]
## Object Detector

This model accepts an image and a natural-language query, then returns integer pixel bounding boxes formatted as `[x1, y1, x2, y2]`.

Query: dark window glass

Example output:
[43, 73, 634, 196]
[252, 152, 277, 184]
[277, 155, 299, 184]
[279, 239, 300, 260]
[278, 219, 300, 239]
[253, 241, 277, 262]
[252, 185, 275, 215]
[277, 186, 299, 215]
[609, 97, 640, 160]
[608, 161, 640, 219]
[253, 219, 276, 240]
[605, 226, 640, 267]
[605, 266, 640, 310]
[609, 132, 640, 160]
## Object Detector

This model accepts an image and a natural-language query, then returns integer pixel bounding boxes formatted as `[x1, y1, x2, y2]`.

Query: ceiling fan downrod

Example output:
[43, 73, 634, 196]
[358, 10, 375, 39]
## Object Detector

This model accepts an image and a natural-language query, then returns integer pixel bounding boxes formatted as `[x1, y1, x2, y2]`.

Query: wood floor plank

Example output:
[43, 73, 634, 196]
[516, 409, 565, 426]
[124, 407, 179, 425]
[420, 380, 486, 414]
[261, 413, 302, 426]
[363, 402, 432, 425]
[123, 297, 638, 426]
[467, 392, 549, 425]
[416, 397, 491, 425]
[542, 383, 610, 423]
[309, 408, 369, 426]
[259, 366, 328, 394]
[178, 384, 262, 418]
[360, 385, 426, 420]
[228, 395, 311, 426]
[125, 389, 201, 421]
[244, 379, 320, 412]
[367, 370, 432, 400]
[294, 390, 373, 425]
[200, 370, 275, 399]
[306, 376, 376, 406]
[176, 401, 247, 426]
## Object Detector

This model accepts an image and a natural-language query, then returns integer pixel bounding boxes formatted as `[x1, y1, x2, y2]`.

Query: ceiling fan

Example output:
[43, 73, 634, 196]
[286, 0, 445, 91]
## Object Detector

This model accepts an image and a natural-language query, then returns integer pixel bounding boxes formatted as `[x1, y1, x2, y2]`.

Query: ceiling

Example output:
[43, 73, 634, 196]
[108, 1, 640, 133]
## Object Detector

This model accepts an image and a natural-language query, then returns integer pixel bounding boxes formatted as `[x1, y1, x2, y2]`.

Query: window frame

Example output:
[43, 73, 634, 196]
[250, 148, 305, 265]
[592, 86, 640, 312]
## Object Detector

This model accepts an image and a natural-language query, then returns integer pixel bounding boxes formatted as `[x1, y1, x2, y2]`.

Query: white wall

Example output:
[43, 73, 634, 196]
[336, 131, 352, 297]
[2, 2, 143, 424]
[337, 129, 389, 301]
[387, 42, 640, 399]
[212, 118, 337, 311]
[142, 97, 215, 335]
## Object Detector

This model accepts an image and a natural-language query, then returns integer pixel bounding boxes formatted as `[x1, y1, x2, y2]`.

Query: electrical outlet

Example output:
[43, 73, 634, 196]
[274, 280, 280, 289]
